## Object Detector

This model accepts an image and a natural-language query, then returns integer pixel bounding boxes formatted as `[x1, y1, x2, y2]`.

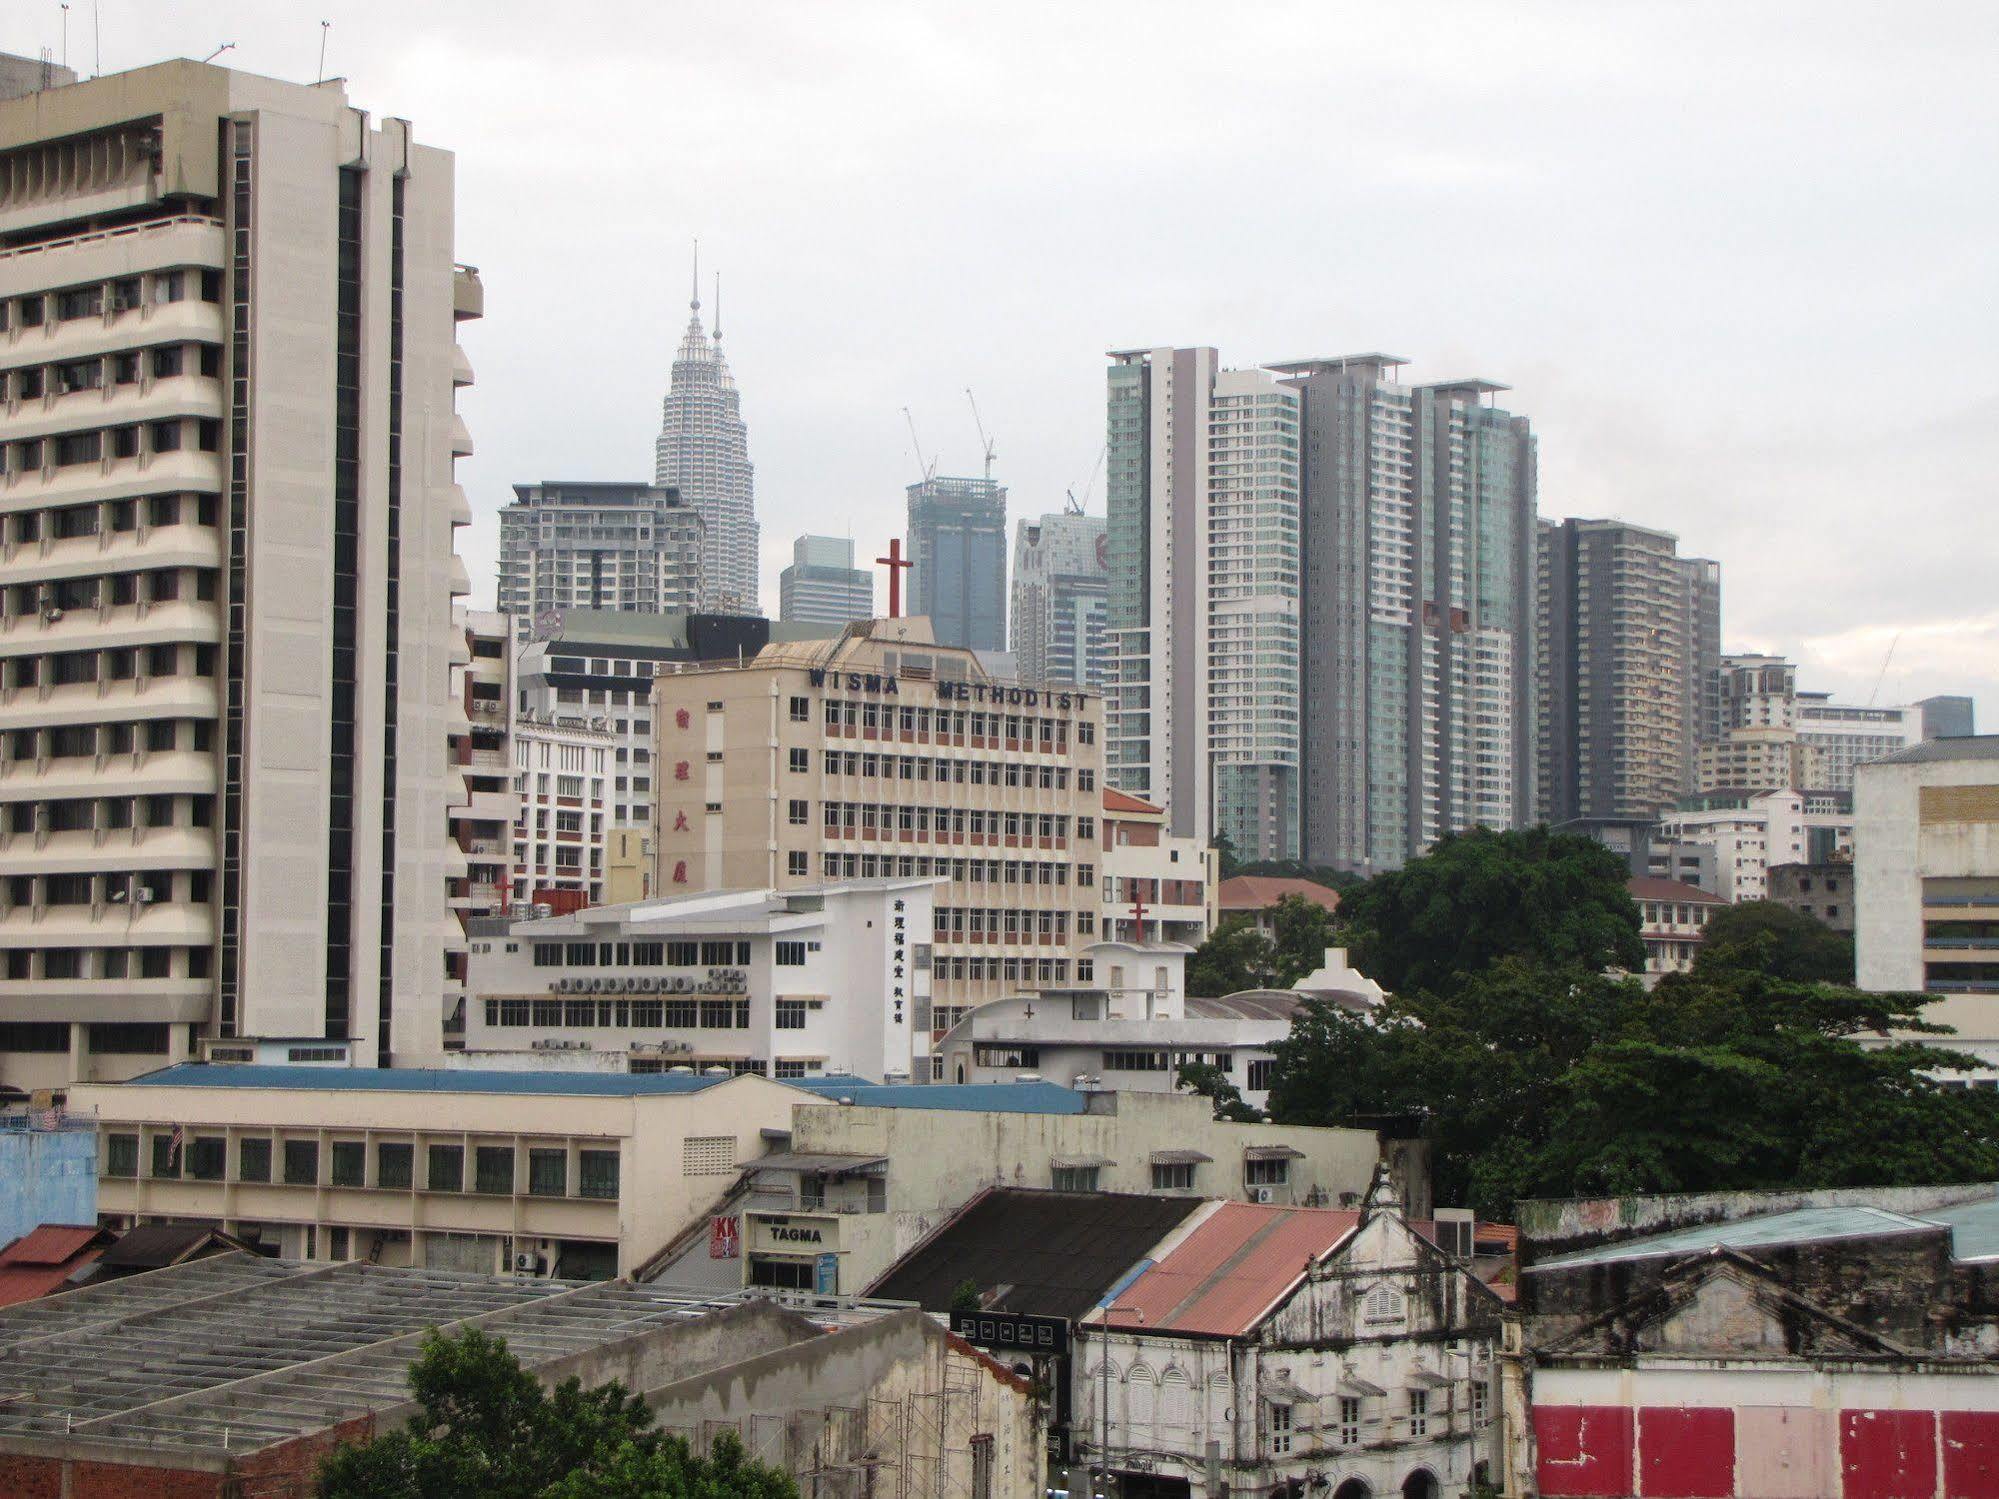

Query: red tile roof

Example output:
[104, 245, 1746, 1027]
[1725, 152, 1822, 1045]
[1217, 876, 1341, 915]
[1101, 1203, 1360, 1337]
[1626, 876, 1726, 904]
[0, 1224, 104, 1266]
[1102, 787, 1163, 815]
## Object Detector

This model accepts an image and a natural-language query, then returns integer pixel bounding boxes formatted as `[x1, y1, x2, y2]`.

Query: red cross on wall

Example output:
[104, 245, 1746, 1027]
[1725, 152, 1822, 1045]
[1128, 890, 1149, 944]
[876, 537, 912, 618]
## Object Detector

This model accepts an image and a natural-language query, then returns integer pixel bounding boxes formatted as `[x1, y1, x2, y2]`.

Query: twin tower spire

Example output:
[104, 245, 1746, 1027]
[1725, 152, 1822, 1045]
[656, 241, 761, 614]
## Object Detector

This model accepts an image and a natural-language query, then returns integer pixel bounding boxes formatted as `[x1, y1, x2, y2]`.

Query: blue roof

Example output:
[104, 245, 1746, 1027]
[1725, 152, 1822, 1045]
[120, 1065, 1086, 1112]
[788, 1079, 1087, 1114]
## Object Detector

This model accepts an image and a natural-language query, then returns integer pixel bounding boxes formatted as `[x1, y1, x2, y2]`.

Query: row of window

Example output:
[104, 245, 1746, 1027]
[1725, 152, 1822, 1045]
[4, 417, 222, 475]
[8, 716, 212, 760]
[5, 870, 198, 906]
[0, 270, 216, 333]
[5, 492, 213, 544]
[810, 696, 1095, 749]
[817, 749, 1091, 793]
[485, 997, 753, 1029]
[932, 955, 1084, 986]
[6, 565, 217, 617]
[105, 1131, 621, 1198]
[3, 341, 220, 403]
[0, 946, 206, 981]
[3, 640, 219, 688]
[933, 906, 1076, 942]
[531, 939, 753, 968]
[817, 801, 1087, 844]
[5, 792, 211, 834]
[0, 1020, 170, 1053]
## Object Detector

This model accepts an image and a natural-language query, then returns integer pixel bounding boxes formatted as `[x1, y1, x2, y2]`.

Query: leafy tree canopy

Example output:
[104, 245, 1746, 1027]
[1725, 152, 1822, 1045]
[319, 1327, 799, 1499]
[1185, 895, 1337, 997]
[1265, 958, 1999, 1218]
[1336, 826, 1645, 994]
[1176, 1060, 1263, 1122]
[1696, 899, 1855, 984]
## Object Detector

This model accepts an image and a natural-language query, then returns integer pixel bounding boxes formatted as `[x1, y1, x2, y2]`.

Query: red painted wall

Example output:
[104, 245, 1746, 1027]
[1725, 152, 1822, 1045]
[1840, 1409, 1938, 1499]
[1943, 1409, 1999, 1499]
[1638, 1406, 1734, 1498]
[1536, 1404, 1635, 1497]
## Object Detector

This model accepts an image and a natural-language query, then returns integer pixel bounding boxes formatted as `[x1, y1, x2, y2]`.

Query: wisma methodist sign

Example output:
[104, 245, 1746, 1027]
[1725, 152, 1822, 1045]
[805, 667, 1089, 713]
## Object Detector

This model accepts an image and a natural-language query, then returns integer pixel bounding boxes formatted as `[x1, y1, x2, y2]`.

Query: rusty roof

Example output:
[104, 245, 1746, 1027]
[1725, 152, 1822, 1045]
[0, 1226, 106, 1267]
[1217, 877, 1341, 914]
[1100, 1203, 1361, 1337]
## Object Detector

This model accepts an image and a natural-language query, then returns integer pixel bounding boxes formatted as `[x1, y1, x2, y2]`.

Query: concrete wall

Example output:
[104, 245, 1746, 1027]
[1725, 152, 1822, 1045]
[0, 1125, 96, 1241]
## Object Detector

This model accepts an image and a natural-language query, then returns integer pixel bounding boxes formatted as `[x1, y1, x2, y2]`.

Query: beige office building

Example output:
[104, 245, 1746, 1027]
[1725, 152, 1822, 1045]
[0, 60, 478, 1087]
[71, 1064, 810, 1279]
[652, 618, 1106, 1034]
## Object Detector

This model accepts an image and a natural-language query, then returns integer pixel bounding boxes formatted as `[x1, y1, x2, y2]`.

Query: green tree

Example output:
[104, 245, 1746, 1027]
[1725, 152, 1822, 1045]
[1185, 915, 1279, 997]
[318, 1327, 799, 1499]
[1695, 899, 1855, 984]
[1337, 826, 1645, 993]
[1175, 1061, 1263, 1122]
[1264, 958, 1999, 1218]
[949, 1279, 982, 1314]
[1269, 893, 1339, 987]
[1212, 832, 1242, 880]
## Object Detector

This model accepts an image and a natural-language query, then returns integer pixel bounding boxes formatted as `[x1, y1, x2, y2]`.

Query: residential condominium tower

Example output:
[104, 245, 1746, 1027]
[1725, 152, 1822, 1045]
[0, 59, 478, 1086]
[495, 481, 702, 641]
[906, 475, 1006, 653]
[1105, 353, 1304, 861]
[653, 268, 758, 614]
[778, 534, 872, 628]
[1010, 510, 1108, 690]
[1536, 518, 1720, 823]
[1274, 356, 1538, 874]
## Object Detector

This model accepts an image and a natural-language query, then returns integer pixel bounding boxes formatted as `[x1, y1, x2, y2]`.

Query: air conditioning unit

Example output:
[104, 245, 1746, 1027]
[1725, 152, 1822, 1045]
[513, 1252, 544, 1274]
[1251, 1187, 1275, 1205]
[593, 977, 611, 993]
[554, 978, 573, 994]
[640, 977, 660, 992]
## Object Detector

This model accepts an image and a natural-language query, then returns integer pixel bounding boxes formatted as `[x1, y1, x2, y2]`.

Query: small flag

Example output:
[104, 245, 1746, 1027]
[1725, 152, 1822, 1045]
[167, 1121, 185, 1167]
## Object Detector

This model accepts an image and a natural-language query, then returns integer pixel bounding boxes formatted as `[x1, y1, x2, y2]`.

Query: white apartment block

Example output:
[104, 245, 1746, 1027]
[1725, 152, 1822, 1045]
[464, 880, 935, 1083]
[449, 609, 513, 930]
[495, 480, 702, 645]
[1099, 786, 1213, 947]
[1796, 693, 1924, 792]
[0, 60, 475, 1087]
[1658, 789, 1853, 903]
[1854, 737, 1999, 1080]
[509, 712, 613, 910]
[649, 618, 1106, 1036]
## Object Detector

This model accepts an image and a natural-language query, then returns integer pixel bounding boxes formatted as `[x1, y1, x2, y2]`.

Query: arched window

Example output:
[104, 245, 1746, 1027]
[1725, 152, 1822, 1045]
[1158, 1367, 1190, 1430]
[1207, 1371, 1234, 1428]
[1127, 1364, 1156, 1438]
[1333, 1479, 1373, 1499]
[1401, 1470, 1439, 1499]
[1363, 1286, 1404, 1323]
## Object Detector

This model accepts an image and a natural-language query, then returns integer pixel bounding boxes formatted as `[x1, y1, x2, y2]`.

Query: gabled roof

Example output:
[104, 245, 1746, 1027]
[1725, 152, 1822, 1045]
[1102, 787, 1162, 815]
[1217, 877, 1341, 914]
[865, 1188, 1205, 1319]
[1626, 876, 1726, 904]
[1099, 1203, 1362, 1337]
[93, 1223, 257, 1272]
[0, 1225, 112, 1308]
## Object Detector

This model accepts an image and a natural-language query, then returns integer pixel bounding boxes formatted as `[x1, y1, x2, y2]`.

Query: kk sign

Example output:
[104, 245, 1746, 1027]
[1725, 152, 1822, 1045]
[708, 1216, 740, 1259]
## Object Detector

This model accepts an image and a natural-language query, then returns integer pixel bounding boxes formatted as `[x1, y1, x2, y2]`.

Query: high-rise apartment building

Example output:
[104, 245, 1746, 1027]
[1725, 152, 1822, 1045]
[1010, 511, 1108, 691]
[0, 60, 476, 1086]
[778, 534, 872, 627]
[1796, 695, 1924, 792]
[906, 475, 1006, 653]
[1536, 519, 1717, 823]
[1104, 351, 1306, 860]
[495, 482, 702, 640]
[1917, 695, 1977, 741]
[654, 271, 758, 614]
[1275, 356, 1538, 874]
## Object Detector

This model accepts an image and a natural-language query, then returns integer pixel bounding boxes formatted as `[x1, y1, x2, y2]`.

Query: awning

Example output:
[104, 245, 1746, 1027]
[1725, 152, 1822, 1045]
[1406, 1369, 1452, 1388]
[1243, 1145, 1305, 1162]
[1337, 1377, 1386, 1398]
[1260, 1376, 1316, 1404]
[737, 1152, 889, 1175]
[1051, 1154, 1115, 1170]
[1149, 1149, 1214, 1166]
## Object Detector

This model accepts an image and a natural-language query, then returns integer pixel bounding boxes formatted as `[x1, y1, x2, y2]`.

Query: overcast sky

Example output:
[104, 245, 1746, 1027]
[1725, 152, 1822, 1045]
[13, 2, 1996, 721]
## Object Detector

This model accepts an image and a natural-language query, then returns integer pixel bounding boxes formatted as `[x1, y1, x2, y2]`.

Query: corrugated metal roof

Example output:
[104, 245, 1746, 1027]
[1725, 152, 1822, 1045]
[1919, 1195, 1999, 1262]
[0, 1259, 98, 1308]
[798, 1081, 1087, 1114]
[1101, 1203, 1361, 1337]
[1530, 1204, 1940, 1271]
[1217, 877, 1341, 914]
[866, 1188, 1205, 1319]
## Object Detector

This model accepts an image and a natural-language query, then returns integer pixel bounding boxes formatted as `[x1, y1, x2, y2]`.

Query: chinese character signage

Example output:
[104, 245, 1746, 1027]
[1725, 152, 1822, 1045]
[708, 1216, 740, 1259]
[674, 760, 690, 781]
[673, 811, 689, 831]
[890, 897, 906, 1026]
[675, 708, 690, 729]
[672, 860, 688, 884]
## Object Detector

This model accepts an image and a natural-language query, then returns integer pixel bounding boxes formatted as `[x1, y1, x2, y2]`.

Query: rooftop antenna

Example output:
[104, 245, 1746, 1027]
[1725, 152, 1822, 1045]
[317, 20, 330, 83]
[966, 388, 997, 481]
[203, 41, 235, 64]
[689, 238, 701, 315]
[712, 271, 721, 341]
[902, 407, 937, 485]
[60, 5, 68, 70]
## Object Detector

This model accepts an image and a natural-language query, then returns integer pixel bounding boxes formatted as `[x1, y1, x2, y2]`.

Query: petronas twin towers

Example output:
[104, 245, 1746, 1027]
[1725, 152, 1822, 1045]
[654, 252, 761, 614]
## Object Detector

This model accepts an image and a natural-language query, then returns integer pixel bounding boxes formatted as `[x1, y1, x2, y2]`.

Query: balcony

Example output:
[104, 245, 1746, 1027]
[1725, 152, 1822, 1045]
[453, 264, 485, 321]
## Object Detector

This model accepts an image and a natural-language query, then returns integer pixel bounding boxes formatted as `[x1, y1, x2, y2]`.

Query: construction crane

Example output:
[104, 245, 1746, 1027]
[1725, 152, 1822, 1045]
[965, 388, 997, 480]
[1867, 632, 1902, 706]
[901, 407, 937, 485]
[1065, 444, 1106, 515]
